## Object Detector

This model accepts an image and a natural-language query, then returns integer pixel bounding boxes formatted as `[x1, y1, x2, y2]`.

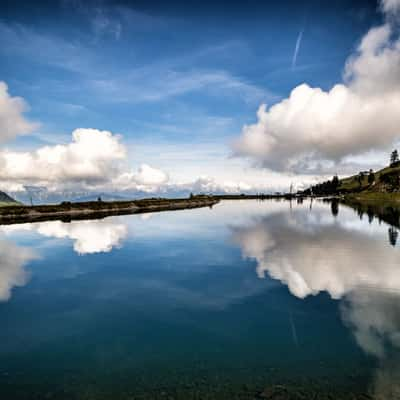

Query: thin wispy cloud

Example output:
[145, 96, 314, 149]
[0, 22, 94, 74]
[63, 0, 171, 38]
[0, 21, 272, 105]
[90, 69, 272, 104]
[291, 29, 303, 69]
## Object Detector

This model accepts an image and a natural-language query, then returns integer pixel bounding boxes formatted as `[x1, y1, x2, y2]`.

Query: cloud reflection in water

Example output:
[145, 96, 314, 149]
[232, 201, 400, 397]
[0, 238, 36, 301]
[3, 219, 128, 254]
[0, 218, 127, 302]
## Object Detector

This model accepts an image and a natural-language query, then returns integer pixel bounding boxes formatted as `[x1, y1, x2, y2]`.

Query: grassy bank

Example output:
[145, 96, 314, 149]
[344, 191, 400, 203]
[0, 202, 20, 207]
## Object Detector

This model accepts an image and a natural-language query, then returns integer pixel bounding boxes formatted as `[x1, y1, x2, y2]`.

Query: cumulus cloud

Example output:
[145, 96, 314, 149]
[110, 174, 255, 196]
[0, 128, 125, 185]
[134, 164, 169, 186]
[0, 128, 263, 196]
[0, 238, 36, 301]
[234, 1, 400, 173]
[185, 176, 253, 194]
[0, 128, 170, 192]
[113, 164, 169, 192]
[0, 81, 37, 143]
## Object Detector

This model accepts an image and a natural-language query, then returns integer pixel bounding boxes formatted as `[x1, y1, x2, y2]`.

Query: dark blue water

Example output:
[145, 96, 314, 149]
[0, 200, 399, 399]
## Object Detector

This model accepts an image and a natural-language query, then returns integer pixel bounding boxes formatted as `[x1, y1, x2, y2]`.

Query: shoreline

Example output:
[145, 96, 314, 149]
[2, 192, 398, 226]
[0, 197, 219, 225]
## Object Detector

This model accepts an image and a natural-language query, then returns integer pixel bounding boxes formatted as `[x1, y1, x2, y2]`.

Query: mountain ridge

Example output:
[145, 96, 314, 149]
[0, 190, 19, 205]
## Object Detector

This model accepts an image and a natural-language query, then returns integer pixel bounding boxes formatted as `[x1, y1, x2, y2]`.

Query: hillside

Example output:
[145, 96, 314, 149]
[301, 162, 400, 198]
[339, 164, 400, 193]
[0, 190, 19, 206]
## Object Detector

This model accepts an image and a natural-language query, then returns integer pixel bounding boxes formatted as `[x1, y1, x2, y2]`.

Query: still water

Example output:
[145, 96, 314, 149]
[0, 199, 399, 399]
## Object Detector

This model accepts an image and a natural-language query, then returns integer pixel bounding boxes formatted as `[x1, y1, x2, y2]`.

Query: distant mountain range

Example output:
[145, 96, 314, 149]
[8, 186, 191, 205]
[72, 193, 130, 202]
[2, 176, 263, 206]
[9, 188, 129, 205]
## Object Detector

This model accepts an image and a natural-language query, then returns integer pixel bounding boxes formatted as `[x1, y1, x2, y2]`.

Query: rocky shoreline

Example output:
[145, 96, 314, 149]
[0, 197, 219, 225]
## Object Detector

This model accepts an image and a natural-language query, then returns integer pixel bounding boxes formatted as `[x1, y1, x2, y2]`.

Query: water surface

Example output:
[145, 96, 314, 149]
[0, 199, 399, 399]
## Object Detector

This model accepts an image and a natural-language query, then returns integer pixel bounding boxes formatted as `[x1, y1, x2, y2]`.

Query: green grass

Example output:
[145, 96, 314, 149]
[344, 191, 400, 203]
[338, 165, 400, 192]
[0, 201, 20, 207]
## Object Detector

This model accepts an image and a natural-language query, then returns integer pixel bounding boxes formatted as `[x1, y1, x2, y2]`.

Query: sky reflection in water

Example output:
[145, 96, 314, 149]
[0, 199, 399, 399]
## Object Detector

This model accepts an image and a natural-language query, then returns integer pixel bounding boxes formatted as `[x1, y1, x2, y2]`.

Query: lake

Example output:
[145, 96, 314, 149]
[0, 199, 399, 399]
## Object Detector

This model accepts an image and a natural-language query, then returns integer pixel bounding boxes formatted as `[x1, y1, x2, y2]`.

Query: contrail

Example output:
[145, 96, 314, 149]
[291, 29, 303, 69]
[289, 312, 299, 347]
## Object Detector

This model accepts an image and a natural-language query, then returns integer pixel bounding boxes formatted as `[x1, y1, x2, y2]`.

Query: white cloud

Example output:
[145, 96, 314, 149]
[0, 239, 36, 301]
[381, 0, 400, 14]
[0, 128, 125, 186]
[110, 173, 254, 196]
[344, 23, 400, 95]
[133, 164, 169, 186]
[0, 81, 37, 143]
[0, 122, 274, 195]
[107, 164, 169, 192]
[0, 128, 170, 193]
[234, 1, 400, 173]
[185, 176, 253, 194]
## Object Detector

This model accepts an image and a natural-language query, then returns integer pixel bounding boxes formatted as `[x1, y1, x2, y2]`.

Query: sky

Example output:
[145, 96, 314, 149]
[0, 0, 399, 196]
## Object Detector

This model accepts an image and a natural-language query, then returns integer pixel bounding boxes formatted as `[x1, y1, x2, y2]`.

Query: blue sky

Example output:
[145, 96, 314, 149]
[1, 0, 398, 196]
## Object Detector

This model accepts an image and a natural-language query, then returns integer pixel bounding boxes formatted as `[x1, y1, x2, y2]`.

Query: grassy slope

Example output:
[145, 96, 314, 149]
[344, 191, 400, 202]
[339, 165, 400, 190]
[0, 202, 20, 207]
[339, 165, 400, 201]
